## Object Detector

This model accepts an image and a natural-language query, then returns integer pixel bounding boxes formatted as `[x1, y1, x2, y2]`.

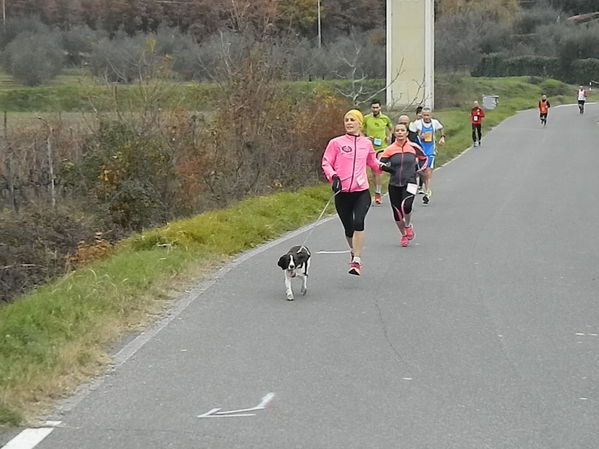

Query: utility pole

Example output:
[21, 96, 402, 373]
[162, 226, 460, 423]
[2, 0, 6, 31]
[317, 0, 322, 48]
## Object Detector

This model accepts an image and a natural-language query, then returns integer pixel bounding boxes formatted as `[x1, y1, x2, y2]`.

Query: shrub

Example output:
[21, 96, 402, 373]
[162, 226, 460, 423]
[0, 207, 95, 303]
[539, 78, 570, 96]
[570, 58, 599, 85]
[472, 54, 560, 78]
[76, 120, 176, 230]
[88, 34, 162, 83]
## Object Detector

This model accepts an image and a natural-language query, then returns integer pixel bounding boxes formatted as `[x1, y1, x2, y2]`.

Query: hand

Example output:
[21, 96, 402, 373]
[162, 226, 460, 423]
[332, 175, 342, 193]
[380, 162, 394, 173]
[439, 136, 446, 146]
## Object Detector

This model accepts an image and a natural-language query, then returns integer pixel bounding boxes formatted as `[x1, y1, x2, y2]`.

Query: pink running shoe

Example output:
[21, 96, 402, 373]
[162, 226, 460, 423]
[405, 225, 414, 240]
[348, 261, 362, 276]
[401, 235, 409, 247]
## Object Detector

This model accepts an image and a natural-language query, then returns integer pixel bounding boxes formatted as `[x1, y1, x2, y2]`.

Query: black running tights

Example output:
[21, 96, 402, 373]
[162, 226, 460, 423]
[334, 189, 372, 238]
[472, 124, 482, 142]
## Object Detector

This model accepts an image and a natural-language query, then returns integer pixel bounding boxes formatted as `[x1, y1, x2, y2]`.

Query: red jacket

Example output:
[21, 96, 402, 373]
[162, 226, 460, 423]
[470, 107, 485, 125]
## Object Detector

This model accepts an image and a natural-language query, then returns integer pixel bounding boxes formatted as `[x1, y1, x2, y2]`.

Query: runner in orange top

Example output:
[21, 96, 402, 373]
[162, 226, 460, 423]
[538, 94, 550, 126]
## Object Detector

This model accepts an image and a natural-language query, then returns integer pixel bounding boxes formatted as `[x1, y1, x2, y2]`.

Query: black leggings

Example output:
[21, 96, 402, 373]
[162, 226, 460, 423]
[334, 189, 371, 237]
[388, 184, 414, 222]
[472, 123, 482, 142]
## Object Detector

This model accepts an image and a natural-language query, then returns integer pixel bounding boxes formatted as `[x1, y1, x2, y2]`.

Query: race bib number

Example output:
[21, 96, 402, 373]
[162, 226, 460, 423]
[473, 116, 479, 122]
[373, 138, 382, 146]
[407, 183, 418, 195]
[422, 131, 433, 142]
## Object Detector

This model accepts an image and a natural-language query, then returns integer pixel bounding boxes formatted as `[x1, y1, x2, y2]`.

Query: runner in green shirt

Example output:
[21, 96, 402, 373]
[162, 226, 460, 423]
[362, 99, 393, 204]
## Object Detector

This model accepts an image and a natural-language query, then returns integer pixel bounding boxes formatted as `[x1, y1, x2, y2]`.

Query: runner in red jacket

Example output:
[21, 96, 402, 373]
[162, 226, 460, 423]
[470, 100, 486, 147]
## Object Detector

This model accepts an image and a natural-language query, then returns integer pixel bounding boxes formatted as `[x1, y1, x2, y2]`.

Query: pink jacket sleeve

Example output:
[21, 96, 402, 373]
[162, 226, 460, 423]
[321, 139, 338, 182]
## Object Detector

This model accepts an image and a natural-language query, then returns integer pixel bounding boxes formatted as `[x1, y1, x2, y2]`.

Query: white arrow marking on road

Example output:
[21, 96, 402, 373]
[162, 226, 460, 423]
[197, 393, 275, 418]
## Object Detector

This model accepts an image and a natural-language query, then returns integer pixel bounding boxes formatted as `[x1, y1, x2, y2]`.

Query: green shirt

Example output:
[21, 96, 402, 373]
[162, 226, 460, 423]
[362, 113, 393, 151]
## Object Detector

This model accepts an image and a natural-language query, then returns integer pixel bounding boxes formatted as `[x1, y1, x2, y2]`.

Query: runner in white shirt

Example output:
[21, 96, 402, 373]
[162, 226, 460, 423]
[411, 108, 445, 204]
[577, 86, 589, 114]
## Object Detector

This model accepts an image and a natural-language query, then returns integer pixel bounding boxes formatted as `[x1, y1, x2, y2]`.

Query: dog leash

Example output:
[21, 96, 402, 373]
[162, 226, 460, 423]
[298, 190, 339, 251]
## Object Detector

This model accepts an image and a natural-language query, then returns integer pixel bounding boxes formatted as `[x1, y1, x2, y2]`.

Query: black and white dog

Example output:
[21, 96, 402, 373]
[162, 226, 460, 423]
[277, 245, 311, 301]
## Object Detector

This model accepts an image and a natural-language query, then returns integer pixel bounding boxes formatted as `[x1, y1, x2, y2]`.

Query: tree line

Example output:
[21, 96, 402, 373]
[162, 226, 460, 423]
[3, 0, 384, 41]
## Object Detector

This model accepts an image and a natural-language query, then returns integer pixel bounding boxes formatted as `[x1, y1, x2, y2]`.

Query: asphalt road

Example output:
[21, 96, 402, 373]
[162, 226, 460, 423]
[2, 103, 599, 449]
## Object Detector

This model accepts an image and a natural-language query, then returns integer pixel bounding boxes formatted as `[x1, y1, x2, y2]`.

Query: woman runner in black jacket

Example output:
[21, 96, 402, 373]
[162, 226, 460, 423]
[379, 123, 428, 247]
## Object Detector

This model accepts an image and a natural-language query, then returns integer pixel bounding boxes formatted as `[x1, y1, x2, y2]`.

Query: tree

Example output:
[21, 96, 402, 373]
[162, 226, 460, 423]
[278, 0, 318, 36]
[437, 0, 521, 21]
[3, 31, 65, 86]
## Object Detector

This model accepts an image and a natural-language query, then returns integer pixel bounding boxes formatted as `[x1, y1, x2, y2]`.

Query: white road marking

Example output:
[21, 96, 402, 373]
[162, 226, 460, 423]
[315, 250, 351, 254]
[1, 428, 54, 449]
[197, 393, 275, 418]
[43, 421, 61, 427]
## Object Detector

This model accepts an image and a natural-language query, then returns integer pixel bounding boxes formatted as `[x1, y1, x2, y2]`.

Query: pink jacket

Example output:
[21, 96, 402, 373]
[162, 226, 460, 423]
[322, 134, 382, 193]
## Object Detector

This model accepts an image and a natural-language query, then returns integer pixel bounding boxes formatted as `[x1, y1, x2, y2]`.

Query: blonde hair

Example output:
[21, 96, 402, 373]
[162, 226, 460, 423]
[344, 109, 364, 126]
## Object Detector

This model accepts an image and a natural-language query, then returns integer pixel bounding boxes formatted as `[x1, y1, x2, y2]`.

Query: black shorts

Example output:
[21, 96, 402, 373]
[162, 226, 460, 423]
[578, 100, 586, 105]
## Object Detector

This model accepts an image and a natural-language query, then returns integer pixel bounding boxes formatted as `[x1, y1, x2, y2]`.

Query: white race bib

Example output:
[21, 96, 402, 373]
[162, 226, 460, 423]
[407, 183, 418, 195]
[373, 138, 382, 146]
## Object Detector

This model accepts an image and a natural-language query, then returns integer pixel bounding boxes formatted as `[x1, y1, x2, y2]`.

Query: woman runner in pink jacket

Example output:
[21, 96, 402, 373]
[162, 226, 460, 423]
[322, 109, 385, 276]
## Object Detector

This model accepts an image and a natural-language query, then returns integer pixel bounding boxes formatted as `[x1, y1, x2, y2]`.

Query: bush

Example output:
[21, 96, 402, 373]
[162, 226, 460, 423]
[2, 32, 65, 86]
[76, 120, 176, 230]
[472, 53, 560, 78]
[88, 34, 161, 83]
[570, 58, 599, 85]
[539, 79, 570, 96]
[0, 207, 95, 303]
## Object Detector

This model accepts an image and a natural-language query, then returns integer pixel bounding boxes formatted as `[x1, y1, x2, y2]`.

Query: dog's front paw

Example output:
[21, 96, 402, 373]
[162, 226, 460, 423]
[300, 286, 307, 296]
[286, 292, 294, 301]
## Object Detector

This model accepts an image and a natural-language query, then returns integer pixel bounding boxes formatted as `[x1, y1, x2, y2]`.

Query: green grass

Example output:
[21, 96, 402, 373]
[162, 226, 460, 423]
[0, 74, 577, 427]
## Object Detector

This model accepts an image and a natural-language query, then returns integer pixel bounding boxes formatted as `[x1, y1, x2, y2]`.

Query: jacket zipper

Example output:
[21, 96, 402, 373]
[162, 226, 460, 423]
[349, 135, 357, 192]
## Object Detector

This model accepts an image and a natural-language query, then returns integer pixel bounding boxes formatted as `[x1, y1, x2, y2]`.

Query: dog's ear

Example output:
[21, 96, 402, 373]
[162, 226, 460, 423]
[277, 254, 289, 269]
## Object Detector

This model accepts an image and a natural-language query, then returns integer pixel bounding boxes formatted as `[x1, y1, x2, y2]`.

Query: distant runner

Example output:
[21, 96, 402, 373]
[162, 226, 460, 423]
[470, 100, 486, 147]
[362, 99, 393, 205]
[538, 94, 550, 126]
[577, 86, 589, 114]
[412, 108, 445, 205]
